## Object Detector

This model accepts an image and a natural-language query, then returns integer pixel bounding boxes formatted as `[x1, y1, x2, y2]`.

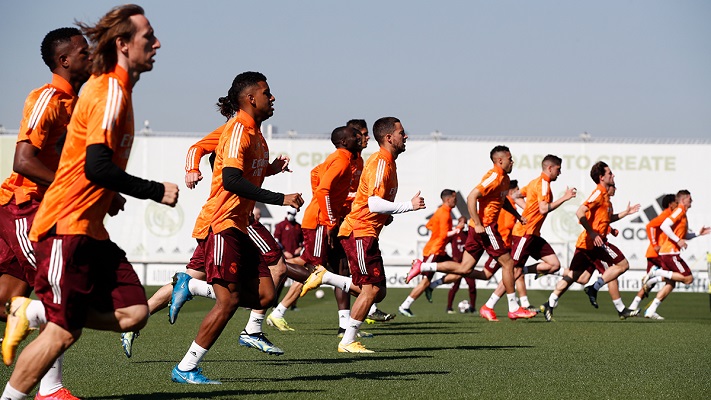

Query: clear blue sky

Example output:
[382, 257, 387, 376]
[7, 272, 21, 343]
[1, 0, 709, 139]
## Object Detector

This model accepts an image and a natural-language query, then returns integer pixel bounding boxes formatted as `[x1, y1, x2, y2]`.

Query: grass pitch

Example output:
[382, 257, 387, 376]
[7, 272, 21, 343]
[2, 287, 710, 399]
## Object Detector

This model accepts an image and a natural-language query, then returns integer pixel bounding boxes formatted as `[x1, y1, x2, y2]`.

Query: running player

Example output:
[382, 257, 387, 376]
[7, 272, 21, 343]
[640, 190, 710, 319]
[171, 72, 303, 384]
[539, 161, 635, 321]
[627, 194, 677, 311]
[398, 189, 461, 317]
[0, 26, 92, 400]
[478, 155, 577, 320]
[2, 6, 178, 399]
[299, 117, 426, 352]
[405, 146, 536, 320]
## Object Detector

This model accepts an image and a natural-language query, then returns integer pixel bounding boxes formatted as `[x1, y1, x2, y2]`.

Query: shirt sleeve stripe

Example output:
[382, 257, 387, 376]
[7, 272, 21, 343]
[586, 189, 601, 203]
[186, 147, 197, 171]
[27, 88, 56, 129]
[375, 159, 385, 189]
[228, 123, 244, 159]
[480, 171, 498, 188]
[101, 78, 123, 131]
[541, 179, 549, 197]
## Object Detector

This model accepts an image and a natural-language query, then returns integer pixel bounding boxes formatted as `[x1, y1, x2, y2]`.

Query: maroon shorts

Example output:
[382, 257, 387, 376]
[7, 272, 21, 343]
[325, 234, 347, 274]
[422, 253, 452, 279]
[33, 235, 146, 331]
[660, 254, 692, 277]
[340, 234, 385, 286]
[483, 256, 500, 274]
[511, 235, 555, 268]
[247, 222, 281, 266]
[301, 226, 328, 266]
[186, 238, 208, 271]
[569, 243, 625, 272]
[646, 257, 663, 273]
[0, 199, 40, 284]
[464, 224, 510, 261]
[206, 228, 270, 285]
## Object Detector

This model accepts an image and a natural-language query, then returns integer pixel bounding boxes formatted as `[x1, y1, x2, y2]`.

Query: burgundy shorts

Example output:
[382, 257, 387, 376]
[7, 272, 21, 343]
[570, 243, 625, 272]
[422, 253, 452, 279]
[660, 254, 692, 277]
[206, 228, 270, 285]
[340, 233, 385, 286]
[483, 256, 500, 274]
[510, 234, 555, 268]
[646, 257, 663, 273]
[325, 234, 347, 274]
[0, 199, 40, 284]
[464, 224, 510, 261]
[301, 226, 329, 266]
[33, 235, 146, 331]
[247, 222, 281, 266]
[186, 238, 208, 271]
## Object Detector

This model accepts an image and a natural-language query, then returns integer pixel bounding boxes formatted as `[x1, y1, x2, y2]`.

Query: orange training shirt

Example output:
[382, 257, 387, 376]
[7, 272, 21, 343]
[339, 148, 398, 238]
[659, 204, 688, 255]
[30, 66, 134, 241]
[185, 124, 224, 173]
[470, 164, 509, 228]
[574, 183, 611, 250]
[645, 208, 671, 258]
[193, 111, 269, 238]
[301, 148, 353, 229]
[497, 196, 517, 247]
[422, 203, 453, 257]
[512, 173, 553, 237]
[1, 74, 77, 205]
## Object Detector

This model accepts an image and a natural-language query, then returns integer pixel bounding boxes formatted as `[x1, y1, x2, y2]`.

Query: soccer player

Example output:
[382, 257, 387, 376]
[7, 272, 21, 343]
[0, 26, 92, 400]
[266, 126, 364, 336]
[640, 190, 710, 319]
[300, 117, 425, 352]
[274, 209, 303, 259]
[405, 146, 536, 320]
[171, 71, 303, 384]
[445, 217, 477, 314]
[478, 155, 577, 320]
[627, 194, 677, 311]
[539, 161, 635, 321]
[1, 6, 179, 399]
[398, 189, 461, 317]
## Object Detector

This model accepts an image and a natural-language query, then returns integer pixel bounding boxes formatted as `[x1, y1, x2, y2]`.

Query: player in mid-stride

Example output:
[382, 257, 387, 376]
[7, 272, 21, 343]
[300, 117, 426, 353]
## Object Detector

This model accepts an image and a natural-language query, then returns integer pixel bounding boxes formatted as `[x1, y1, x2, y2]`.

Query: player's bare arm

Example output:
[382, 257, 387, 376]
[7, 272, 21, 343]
[466, 187, 484, 233]
[12, 141, 55, 187]
[576, 204, 603, 246]
[539, 186, 577, 215]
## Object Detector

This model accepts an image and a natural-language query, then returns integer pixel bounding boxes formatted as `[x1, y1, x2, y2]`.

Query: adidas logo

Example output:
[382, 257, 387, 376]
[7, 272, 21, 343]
[630, 193, 668, 224]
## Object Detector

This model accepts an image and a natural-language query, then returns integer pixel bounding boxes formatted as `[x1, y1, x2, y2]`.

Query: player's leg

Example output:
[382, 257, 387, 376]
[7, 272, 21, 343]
[399, 275, 431, 317]
[446, 278, 462, 312]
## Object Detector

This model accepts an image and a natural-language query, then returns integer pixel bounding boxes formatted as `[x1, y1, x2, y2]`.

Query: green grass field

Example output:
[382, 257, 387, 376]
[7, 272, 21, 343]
[2, 287, 710, 399]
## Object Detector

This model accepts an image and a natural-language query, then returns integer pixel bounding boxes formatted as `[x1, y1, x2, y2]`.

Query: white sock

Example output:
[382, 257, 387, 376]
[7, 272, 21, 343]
[339, 318, 363, 346]
[630, 296, 642, 310]
[26, 299, 47, 329]
[244, 311, 264, 334]
[519, 295, 530, 308]
[485, 294, 500, 309]
[322, 271, 351, 292]
[645, 298, 662, 315]
[549, 293, 559, 308]
[178, 341, 208, 371]
[612, 298, 625, 312]
[592, 277, 605, 291]
[653, 269, 673, 279]
[1, 383, 26, 400]
[506, 293, 518, 312]
[271, 303, 288, 319]
[429, 278, 444, 289]
[647, 276, 663, 286]
[369, 304, 378, 314]
[189, 279, 216, 299]
[401, 296, 415, 309]
[421, 262, 437, 272]
[338, 310, 351, 329]
[38, 353, 64, 396]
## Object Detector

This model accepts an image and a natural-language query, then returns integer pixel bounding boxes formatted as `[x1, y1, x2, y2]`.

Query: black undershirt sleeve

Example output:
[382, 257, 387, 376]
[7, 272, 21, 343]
[85, 144, 165, 202]
[222, 167, 284, 205]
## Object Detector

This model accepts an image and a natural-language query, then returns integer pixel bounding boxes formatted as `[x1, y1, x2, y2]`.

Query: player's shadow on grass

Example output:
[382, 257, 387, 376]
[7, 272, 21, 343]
[90, 389, 313, 399]
[381, 344, 534, 352]
[232, 369, 444, 384]
[131, 354, 430, 366]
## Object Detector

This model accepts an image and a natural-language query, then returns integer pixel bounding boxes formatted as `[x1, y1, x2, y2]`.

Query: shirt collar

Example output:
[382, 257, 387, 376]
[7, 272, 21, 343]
[235, 110, 257, 130]
[540, 172, 551, 182]
[50, 74, 75, 96]
[492, 164, 505, 175]
[378, 146, 395, 164]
